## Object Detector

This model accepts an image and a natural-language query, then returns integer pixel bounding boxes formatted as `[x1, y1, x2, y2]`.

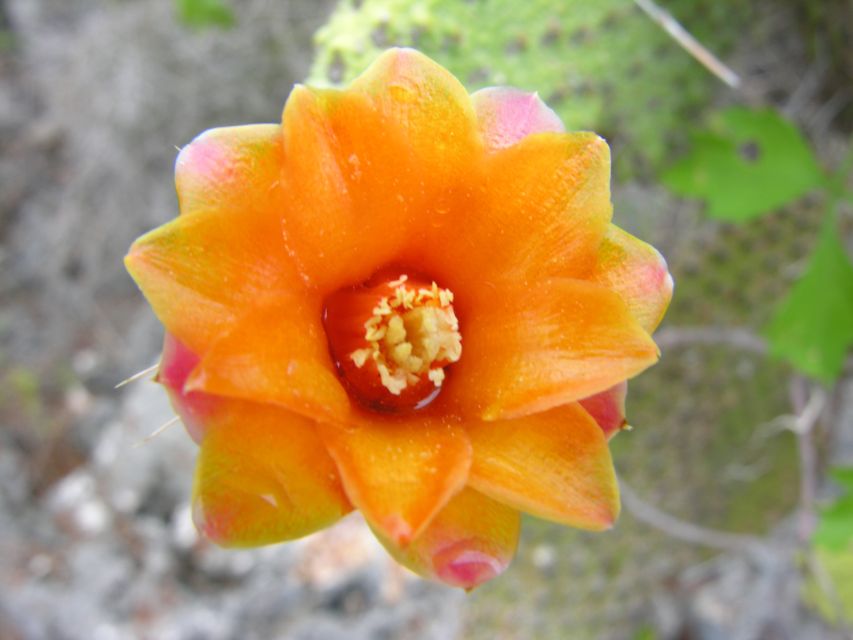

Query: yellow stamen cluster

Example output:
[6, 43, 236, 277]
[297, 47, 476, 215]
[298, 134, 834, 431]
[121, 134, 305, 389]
[350, 275, 462, 395]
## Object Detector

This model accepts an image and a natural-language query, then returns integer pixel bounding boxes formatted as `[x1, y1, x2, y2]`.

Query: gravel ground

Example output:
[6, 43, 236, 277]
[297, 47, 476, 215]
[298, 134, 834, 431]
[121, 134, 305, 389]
[1, 377, 463, 640]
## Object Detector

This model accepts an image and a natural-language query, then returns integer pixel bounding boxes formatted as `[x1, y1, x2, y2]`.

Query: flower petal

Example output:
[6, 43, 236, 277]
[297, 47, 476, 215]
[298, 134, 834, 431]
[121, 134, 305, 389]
[317, 412, 471, 546]
[416, 132, 612, 298]
[375, 488, 519, 590]
[579, 382, 628, 439]
[192, 402, 351, 547]
[124, 206, 302, 354]
[185, 300, 351, 424]
[280, 49, 480, 292]
[590, 225, 674, 333]
[175, 124, 284, 217]
[350, 48, 481, 183]
[472, 87, 564, 152]
[445, 277, 659, 421]
[280, 85, 424, 291]
[466, 404, 619, 530]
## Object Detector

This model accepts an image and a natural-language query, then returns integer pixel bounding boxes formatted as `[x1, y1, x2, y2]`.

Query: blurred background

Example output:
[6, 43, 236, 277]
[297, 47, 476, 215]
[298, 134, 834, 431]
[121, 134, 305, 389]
[1, 0, 852, 638]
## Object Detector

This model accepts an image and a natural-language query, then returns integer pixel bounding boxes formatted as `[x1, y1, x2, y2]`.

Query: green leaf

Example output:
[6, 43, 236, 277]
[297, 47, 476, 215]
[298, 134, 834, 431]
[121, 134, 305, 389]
[764, 215, 853, 382]
[177, 0, 235, 29]
[662, 107, 824, 221]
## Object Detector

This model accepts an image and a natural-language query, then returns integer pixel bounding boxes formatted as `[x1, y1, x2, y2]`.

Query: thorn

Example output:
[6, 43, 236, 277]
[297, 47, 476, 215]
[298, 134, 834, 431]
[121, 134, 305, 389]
[115, 362, 160, 389]
[115, 362, 160, 390]
[133, 416, 181, 448]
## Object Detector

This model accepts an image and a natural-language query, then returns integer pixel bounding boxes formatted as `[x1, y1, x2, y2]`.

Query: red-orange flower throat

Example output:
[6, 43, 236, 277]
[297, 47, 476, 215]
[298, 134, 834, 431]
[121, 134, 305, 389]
[325, 273, 462, 412]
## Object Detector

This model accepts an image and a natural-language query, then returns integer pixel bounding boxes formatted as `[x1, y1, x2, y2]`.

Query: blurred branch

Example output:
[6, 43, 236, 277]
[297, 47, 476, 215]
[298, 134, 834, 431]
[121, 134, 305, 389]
[808, 87, 852, 137]
[788, 380, 827, 436]
[793, 380, 853, 635]
[784, 55, 831, 119]
[655, 326, 767, 354]
[619, 480, 766, 555]
[633, 0, 741, 89]
[789, 378, 827, 543]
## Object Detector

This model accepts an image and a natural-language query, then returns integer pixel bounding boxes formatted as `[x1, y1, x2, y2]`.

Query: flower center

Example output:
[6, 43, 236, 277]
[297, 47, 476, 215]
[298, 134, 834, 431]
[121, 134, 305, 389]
[324, 273, 462, 412]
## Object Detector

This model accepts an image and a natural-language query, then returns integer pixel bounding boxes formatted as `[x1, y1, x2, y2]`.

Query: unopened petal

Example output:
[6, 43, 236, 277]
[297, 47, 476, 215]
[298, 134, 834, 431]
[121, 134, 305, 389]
[193, 403, 351, 547]
[472, 87, 564, 152]
[579, 382, 628, 439]
[318, 412, 471, 546]
[466, 404, 620, 530]
[158, 333, 221, 443]
[375, 488, 519, 590]
[175, 124, 284, 217]
[590, 225, 674, 333]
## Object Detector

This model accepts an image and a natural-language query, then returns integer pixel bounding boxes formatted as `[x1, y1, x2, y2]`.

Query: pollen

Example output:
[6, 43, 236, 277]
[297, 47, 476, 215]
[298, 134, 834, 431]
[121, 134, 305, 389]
[323, 272, 463, 411]
[351, 277, 461, 396]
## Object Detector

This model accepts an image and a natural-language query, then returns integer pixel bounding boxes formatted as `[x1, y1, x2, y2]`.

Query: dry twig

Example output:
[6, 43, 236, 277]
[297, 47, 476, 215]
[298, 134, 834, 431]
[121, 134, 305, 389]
[788, 378, 828, 543]
[633, 0, 741, 89]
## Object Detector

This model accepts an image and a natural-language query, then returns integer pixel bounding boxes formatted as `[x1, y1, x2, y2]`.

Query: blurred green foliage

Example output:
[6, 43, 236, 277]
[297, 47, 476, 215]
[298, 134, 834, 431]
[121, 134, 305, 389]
[808, 548, 853, 624]
[807, 468, 853, 623]
[815, 468, 853, 552]
[176, 0, 235, 29]
[662, 108, 824, 221]
[663, 107, 853, 382]
[766, 214, 853, 382]
[3, 366, 41, 422]
[632, 626, 659, 640]
[311, 0, 751, 177]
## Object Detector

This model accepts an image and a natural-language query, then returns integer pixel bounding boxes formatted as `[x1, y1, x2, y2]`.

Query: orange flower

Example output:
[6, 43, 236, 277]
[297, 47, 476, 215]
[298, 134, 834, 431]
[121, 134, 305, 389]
[125, 49, 672, 589]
